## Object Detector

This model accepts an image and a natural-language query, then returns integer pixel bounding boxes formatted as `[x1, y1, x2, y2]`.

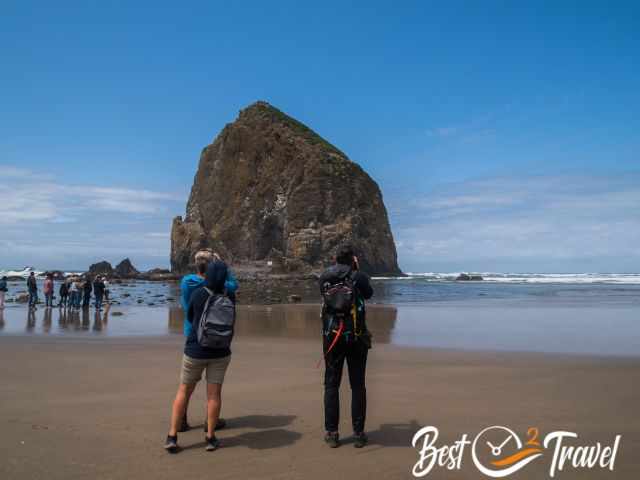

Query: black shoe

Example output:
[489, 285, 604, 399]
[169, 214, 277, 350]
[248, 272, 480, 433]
[205, 436, 220, 451]
[178, 416, 190, 433]
[203, 417, 227, 432]
[324, 431, 340, 448]
[164, 435, 178, 453]
[353, 432, 368, 448]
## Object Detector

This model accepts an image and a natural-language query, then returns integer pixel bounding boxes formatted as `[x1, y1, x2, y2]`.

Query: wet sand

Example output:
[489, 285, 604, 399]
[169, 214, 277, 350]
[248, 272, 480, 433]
[2, 302, 640, 356]
[1, 334, 639, 479]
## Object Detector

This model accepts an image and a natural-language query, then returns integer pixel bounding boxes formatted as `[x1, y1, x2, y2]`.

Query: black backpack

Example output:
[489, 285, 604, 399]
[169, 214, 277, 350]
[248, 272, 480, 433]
[322, 273, 357, 337]
[197, 288, 236, 349]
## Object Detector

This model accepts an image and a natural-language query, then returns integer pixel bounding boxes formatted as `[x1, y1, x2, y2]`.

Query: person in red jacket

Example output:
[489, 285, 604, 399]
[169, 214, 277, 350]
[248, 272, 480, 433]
[43, 273, 54, 308]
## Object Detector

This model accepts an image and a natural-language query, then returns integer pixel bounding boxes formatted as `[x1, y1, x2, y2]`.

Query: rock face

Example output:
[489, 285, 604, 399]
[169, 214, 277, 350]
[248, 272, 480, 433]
[88, 261, 114, 277]
[114, 258, 139, 278]
[171, 101, 401, 276]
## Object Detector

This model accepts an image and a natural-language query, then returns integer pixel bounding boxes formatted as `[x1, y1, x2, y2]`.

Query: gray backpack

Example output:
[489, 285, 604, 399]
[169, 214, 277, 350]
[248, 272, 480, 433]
[197, 288, 236, 348]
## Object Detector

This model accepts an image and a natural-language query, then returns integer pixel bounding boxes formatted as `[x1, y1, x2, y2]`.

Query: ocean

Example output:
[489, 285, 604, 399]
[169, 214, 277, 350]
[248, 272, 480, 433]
[1, 272, 638, 356]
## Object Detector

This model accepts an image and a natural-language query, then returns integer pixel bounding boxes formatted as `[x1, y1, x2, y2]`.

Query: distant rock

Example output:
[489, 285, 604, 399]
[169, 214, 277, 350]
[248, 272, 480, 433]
[170, 101, 401, 276]
[114, 258, 139, 278]
[456, 273, 483, 281]
[138, 268, 180, 281]
[88, 261, 114, 277]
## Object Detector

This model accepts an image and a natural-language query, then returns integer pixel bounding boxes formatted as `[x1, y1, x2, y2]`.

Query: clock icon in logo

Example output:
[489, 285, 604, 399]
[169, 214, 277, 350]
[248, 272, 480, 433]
[472, 426, 544, 478]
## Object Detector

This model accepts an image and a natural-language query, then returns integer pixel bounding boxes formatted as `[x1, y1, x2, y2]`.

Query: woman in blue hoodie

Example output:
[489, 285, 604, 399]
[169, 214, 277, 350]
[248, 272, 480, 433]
[166, 260, 236, 453]
[178, 250, 237, 432]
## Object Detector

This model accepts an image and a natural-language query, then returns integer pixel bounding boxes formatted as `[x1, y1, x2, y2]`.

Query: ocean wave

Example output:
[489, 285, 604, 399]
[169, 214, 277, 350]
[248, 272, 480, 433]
[372, 273, 640, 284]
[0, 267, 82, 278]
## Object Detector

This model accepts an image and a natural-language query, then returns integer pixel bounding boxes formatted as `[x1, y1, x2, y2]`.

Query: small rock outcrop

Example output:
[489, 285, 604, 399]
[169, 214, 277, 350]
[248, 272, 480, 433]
[114, 258, 139, 278]
[171, 101, 401, 276]
[456, 273, 483, 281]
[139, 268, 180, 281]
[88, 261, 114, 277]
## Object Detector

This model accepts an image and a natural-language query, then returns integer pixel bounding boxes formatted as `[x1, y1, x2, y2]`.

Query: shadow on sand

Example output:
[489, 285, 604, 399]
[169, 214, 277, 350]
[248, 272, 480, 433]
[180, 414, 301, 452]
[341, 420, 423, 449]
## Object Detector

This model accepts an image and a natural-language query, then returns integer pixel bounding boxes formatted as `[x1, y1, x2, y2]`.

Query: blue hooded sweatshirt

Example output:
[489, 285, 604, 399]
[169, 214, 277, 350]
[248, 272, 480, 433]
[180, 268, 238, 336]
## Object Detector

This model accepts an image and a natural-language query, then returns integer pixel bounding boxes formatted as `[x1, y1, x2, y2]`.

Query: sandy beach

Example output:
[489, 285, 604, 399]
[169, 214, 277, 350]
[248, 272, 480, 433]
[1, 331, 639, 479]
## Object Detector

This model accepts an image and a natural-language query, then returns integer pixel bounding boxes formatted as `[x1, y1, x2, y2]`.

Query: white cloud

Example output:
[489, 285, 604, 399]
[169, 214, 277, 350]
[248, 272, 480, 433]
[388, 174, 640, 271]
[0, 164, 184, 270]
[0, 166, 183, 225]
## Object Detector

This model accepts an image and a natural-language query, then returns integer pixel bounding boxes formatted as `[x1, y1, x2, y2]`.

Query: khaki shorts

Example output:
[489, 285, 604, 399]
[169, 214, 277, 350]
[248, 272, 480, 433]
[180, 354, 231, 385]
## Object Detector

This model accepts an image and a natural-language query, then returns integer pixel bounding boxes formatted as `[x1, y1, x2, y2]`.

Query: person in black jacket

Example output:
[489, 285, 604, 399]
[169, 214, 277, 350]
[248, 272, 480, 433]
[319, 244, 374, 449]
[165, 260, 234, 453]
[93, 276, 105, 310]
[58, 280, 69, 308]
[27, 272, 38, 309]
[82, 276, 92, 308]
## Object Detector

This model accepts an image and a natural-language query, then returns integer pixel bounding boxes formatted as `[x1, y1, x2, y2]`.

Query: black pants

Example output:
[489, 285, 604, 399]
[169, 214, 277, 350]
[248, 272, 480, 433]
[323, 337, 368, 433]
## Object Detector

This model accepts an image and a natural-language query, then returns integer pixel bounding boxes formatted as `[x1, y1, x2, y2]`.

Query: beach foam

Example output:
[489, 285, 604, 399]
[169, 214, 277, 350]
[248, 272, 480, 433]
[372, 272, 640, 284]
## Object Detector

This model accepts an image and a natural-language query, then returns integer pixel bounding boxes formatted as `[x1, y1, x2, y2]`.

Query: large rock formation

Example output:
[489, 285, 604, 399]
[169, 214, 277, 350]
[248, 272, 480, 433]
[88, 261, 114, 277]
[114, 258, 139, 278]
[171, 101, 401, 276]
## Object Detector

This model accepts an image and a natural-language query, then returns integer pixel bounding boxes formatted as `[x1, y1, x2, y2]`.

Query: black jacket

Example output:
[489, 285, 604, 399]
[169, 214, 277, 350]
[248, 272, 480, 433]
[319, 263, 373, 338]
[93, 280, 105, 296]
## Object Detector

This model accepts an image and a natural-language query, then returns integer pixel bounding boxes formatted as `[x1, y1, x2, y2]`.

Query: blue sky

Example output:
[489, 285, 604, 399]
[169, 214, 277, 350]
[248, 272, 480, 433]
[1, 1, 638, 272]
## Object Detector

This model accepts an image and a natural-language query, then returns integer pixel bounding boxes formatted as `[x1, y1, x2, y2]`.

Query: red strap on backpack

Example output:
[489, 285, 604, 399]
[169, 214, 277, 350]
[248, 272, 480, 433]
[316, 319, 344, 368]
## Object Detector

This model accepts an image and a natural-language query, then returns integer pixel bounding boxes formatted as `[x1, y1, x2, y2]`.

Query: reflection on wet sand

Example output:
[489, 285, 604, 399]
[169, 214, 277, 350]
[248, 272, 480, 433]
[43, 308, 52, 333]
[11, 306, 115, 335]
[168, 304, 399, 343]
[3, 302, 640, 355]
[27, 310, 36, 332]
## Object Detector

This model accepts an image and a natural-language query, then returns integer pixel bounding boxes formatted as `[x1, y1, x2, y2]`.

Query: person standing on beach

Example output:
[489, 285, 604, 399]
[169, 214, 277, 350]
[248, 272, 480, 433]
[43, 274, 54, 308]
[165, 260, 236, 453]
[103, 278, 110, 303]
[71, 278, 82, 310]
[93, 276, 105, 310]
[59, 280, 69, 308]
[319, 244, 374, 449]
[82, 276, 92, 309]
[0, 276, 7, 309]
[27, 272, 38, 309]
[178, 250, 237, 432]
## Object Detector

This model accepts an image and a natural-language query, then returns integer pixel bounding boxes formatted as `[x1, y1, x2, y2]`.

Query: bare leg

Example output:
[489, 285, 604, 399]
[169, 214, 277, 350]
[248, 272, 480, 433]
[206, 383, 222, 438]
[169, 383, 196, 436]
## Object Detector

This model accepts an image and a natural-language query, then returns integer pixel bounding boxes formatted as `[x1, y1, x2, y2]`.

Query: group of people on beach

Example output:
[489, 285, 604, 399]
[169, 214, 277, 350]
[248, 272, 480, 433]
[165, 244, 373, 453]
[24, 271, 110, 311]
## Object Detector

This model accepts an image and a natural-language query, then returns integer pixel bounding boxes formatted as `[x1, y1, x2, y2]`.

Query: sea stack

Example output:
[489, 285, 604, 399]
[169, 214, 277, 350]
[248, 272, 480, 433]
[170, 101, 401, 276]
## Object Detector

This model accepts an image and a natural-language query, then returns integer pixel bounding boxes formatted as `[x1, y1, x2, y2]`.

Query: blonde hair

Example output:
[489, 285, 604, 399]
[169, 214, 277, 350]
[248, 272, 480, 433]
[194, 249, 213, 263]
[194, 249, 214, 274]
